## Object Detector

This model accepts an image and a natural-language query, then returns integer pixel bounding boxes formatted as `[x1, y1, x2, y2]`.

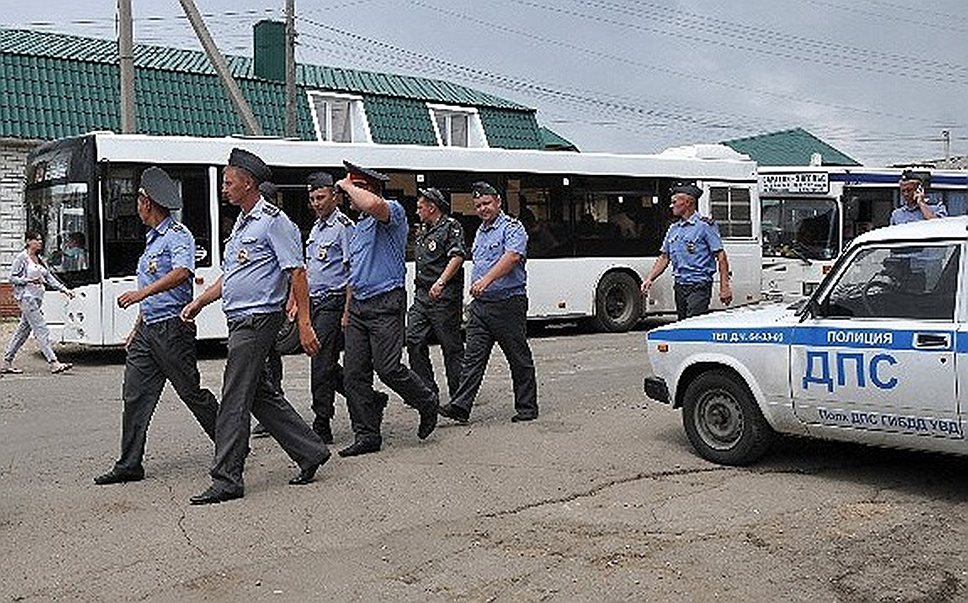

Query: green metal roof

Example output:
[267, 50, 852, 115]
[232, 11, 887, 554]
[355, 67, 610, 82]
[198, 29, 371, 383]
[0, 27, 541, 147]
[721, 128, 860, 166]
[538, 126, 579, 151]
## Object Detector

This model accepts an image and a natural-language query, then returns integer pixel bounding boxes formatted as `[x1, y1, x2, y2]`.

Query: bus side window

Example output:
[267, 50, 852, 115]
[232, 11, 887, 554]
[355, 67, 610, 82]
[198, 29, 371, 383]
[170, 168, 212, 268]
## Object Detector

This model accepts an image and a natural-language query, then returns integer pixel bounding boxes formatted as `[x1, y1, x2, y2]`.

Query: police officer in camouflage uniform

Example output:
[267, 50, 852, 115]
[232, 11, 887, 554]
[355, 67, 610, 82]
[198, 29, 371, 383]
[641, 181, 732, 320]
[406, 187, 466, 399]
[94, 167, 219, 485]
[438, 181, 538, 424]
[181, 149, 330, 504]
[336, 161, 439, 457]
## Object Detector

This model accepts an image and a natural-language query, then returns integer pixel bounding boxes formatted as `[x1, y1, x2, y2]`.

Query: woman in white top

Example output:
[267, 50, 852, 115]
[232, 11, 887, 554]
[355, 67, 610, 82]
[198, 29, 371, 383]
[2, 232, 74, 374]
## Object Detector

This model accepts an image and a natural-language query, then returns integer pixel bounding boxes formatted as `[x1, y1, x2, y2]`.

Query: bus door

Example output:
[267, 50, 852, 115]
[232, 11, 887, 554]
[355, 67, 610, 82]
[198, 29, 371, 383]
[101, 164, 218, 345]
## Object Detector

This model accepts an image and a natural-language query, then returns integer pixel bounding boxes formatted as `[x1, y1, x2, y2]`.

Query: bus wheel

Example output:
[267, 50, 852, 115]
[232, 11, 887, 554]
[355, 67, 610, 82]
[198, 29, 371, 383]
[592, 271, 641, 332]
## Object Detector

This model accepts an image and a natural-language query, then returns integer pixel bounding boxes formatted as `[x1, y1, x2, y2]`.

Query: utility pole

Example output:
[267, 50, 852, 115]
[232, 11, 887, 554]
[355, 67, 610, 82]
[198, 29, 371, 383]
[179, 0, 263, 136]
[117, 0, 136, 133]
[285, 0, 298, 138]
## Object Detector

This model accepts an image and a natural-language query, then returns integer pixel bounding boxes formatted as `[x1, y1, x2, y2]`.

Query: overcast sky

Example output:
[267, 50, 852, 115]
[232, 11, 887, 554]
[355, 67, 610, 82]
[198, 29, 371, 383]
[3, 0, 966, 166]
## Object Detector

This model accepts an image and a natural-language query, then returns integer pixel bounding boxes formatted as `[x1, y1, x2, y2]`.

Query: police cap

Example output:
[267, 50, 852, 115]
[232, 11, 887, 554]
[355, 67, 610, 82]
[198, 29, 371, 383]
[307, 171, 335, 191]
[471, 181, 500, 198]
[343, 160, 389, 189]
[670, 181, 703, 200]
[418, 187, 449, 212]
[228, 148, 272, 183]
[900, 169, 931, 187]
[139, 166, 182, 210]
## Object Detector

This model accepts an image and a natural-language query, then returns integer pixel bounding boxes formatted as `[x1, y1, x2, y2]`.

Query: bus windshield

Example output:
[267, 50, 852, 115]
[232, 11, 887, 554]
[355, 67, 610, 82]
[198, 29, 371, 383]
[761, 197, 839, 261]
[24, 140, 95, 285]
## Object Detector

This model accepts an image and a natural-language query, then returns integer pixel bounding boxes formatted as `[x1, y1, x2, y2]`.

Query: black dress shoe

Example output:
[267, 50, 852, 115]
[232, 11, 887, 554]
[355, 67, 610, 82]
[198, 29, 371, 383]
[289, 451, 331, 485]
[189, 486, 243, 505]
[338, 440, 381, 457]
[511, 414, 537, 423]
[93, 469, 144, 485]
[438, 403, 469, 424]
[418, 406, 438, 440]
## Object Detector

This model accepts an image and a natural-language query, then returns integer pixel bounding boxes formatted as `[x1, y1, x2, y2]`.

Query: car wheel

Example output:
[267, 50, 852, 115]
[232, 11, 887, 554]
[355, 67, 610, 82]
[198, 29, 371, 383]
[681, 369, 775, 465]
[592, 271, 641, 332]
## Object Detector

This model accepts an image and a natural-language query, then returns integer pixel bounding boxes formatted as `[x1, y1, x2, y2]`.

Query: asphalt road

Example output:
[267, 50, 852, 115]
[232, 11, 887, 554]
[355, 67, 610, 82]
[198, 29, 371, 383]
[2, 320, 968, 602]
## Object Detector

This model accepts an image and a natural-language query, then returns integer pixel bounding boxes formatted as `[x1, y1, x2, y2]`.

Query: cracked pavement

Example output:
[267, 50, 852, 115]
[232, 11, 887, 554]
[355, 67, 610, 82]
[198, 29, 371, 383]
[2, 323, 968, 601]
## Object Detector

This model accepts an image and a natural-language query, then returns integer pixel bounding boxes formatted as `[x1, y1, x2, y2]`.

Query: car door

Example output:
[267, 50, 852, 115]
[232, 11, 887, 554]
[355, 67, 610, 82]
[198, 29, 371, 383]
[791, 241, 961, 441]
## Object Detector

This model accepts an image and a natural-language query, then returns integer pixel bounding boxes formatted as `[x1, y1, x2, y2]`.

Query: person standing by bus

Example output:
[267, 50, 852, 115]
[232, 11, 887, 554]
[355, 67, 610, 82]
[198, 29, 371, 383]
[180, 148, 330, 505]
[406, 187, 466, 400]
[641, 181, 732, 320]
[438, 181, 538, 424]
[303, 171, 389, 444]
[93, 167, 219, 485]
[336, 161, 439, 457]
[2, 232, 73, 375]
[890, 170, 946, 225]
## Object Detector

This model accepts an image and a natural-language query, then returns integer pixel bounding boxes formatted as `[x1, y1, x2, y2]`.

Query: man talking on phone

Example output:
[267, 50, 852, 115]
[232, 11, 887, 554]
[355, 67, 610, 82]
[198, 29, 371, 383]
[890, 170, 946, 225]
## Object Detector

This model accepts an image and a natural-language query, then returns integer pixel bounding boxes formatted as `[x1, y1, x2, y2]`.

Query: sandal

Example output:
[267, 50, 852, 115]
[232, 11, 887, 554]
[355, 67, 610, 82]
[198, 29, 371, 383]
[1, 366, 24, 374]
[50, 362, 73, 374]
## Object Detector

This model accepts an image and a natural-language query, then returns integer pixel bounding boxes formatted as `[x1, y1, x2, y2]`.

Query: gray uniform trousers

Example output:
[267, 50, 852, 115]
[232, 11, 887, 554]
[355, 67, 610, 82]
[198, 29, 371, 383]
[450, 295, 538, 418]
[343, 288, 437, 446]
[115, 317, 218, 474]
[210, 311, 329, 494]
[673, 281, 712, 320]
[406, 292, 464, 399]
[310, 294, 347, 432]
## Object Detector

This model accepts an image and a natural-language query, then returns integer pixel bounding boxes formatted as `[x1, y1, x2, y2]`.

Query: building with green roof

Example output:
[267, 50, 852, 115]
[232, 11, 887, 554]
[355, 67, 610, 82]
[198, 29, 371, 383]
[721, 128, 860, 167]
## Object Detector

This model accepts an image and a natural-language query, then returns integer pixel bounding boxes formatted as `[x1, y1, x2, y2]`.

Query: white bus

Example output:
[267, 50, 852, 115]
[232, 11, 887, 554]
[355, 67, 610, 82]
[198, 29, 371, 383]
[760, 166, 968, 300]
[23, 133, 761, 346]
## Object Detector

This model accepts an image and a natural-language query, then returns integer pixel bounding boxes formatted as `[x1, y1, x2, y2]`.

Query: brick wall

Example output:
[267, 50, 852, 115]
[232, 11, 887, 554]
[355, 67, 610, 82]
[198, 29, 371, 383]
[1, 138, 43, 318]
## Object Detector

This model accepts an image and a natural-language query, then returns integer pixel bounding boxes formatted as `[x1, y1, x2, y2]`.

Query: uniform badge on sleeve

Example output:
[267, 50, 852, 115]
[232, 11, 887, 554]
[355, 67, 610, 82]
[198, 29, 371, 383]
[428, 240, 437, 252]
[147, 259, 158, 274]
[237, 248, 250, 264]
[318, 246, 327, 261]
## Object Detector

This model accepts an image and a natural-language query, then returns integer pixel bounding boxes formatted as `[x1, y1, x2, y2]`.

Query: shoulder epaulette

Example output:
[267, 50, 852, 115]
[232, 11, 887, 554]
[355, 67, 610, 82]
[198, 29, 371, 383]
[336, 213, 353, 227]
[700, 216, 716, 225]
[170, 222, 186, 231]
[263, 202, 281, 216]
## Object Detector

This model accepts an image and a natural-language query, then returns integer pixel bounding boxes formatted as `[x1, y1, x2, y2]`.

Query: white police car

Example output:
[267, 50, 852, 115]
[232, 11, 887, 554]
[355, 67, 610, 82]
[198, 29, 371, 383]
[644, 216, 968, 465]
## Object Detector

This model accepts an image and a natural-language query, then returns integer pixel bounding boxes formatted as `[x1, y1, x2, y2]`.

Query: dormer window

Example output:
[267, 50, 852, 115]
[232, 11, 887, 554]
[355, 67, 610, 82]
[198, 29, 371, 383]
[428, 104, 487, 148]
[307, 91, 371, 143]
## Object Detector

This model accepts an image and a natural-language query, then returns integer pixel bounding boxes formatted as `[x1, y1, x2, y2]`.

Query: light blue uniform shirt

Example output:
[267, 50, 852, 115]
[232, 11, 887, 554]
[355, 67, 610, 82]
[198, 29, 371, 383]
[348, 200, 408, 301]
[472, 211, 528, 301]
[890, 202, 947, 225]
[222, 198, 304, 321]
[307, 208, 354, 298]
[661, 213, 723, 285]
[139, 216, 196, 324]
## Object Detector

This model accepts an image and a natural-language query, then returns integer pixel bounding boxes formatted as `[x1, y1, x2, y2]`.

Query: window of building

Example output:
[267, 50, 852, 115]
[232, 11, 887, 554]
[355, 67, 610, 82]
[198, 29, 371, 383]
[709, 186, 753, 238]
[307, 91, 371, 143]
[428, 104, 488, 148]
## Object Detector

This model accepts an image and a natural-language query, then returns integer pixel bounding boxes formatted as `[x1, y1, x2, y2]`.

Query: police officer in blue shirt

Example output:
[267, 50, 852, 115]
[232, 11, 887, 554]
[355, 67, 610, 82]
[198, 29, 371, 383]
[93, 167, 219, 485]
[304, 171, 390, 444]
[890, 170, 947, 225]
[406, 187, 467, 400]
[336, 161, 439, 457]
[181, 149, 329, 504]
[641, 181, 732, 320]
[438, 181, 538, 424]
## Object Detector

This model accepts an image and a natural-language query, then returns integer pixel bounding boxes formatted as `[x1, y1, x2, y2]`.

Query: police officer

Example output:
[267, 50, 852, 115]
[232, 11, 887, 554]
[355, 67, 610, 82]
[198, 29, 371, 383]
[93, 167, 219, 485]
[304, 171, 389, 443]
[890, 169, 946, 225]
[181, 148, 329, 505]
[641, 181, 732, 320]
[438, 181, 538, 424]
[336, 161, 438, 457]
[406, 187, 466, 399]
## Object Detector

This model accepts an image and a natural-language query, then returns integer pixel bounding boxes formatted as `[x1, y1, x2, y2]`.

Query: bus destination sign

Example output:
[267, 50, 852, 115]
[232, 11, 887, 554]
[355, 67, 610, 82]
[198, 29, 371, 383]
[760, 172, 829, 195]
